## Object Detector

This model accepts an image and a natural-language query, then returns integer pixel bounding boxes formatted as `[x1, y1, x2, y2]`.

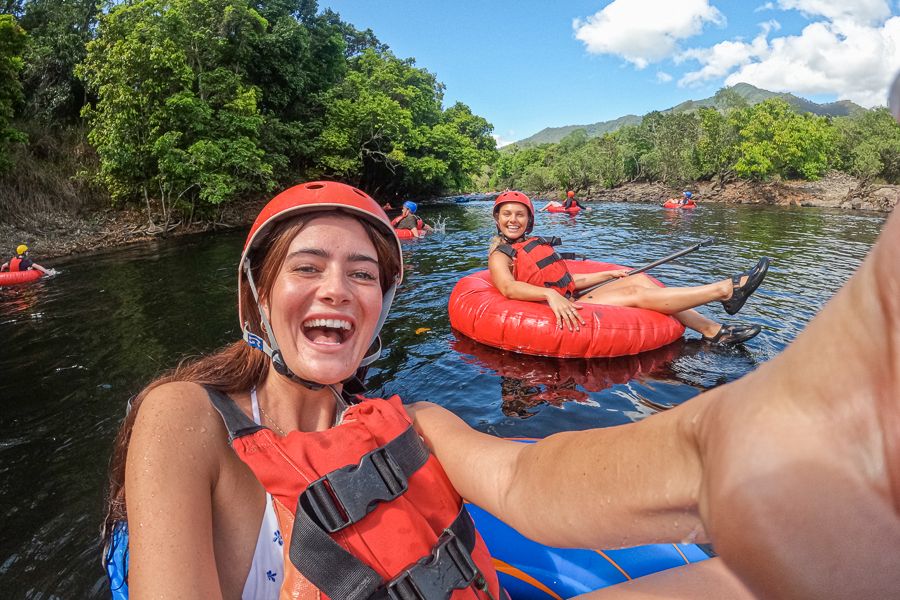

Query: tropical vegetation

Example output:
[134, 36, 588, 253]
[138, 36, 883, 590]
[1, 0, 497, 226]
[0, 0, 897, 229]
[490, 88, 900, 193]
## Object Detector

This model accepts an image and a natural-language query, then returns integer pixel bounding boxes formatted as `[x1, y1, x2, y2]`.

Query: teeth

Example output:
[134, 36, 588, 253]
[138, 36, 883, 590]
[303, 318, 352, 330]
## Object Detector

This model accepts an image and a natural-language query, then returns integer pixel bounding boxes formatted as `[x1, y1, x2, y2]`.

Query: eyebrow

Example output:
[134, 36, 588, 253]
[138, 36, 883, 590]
[287, 247, 379, 265]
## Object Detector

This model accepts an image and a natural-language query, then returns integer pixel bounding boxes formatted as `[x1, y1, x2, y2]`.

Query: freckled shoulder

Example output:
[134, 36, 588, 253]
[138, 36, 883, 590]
[130, 381, 237, 470]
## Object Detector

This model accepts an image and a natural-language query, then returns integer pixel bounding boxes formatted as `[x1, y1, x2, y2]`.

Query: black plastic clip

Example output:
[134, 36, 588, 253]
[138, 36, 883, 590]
[384, 530, 478, 600]
[304, 445, 408, 533]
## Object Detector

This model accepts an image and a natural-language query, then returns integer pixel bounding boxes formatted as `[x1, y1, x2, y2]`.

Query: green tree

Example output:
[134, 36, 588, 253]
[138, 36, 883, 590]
[489, 145, 549, 190]
[734, 99, 835, 180]
[17, 0, 98, 123]
[0, 14, 26, 170]
[639, 111, 699, 184]
[78, 0, 274, 225]
[695, 107, 739, 186]
[613, 124, 653, 181]
[316, 48, 494, 196]
[833, 107, 900, 183]
[590, 134, 626, 189]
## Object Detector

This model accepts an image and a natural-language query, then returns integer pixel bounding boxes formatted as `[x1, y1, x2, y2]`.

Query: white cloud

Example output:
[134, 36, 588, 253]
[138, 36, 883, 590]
[656, 71, 674, 82]
[676, 22, 776, 86]
[573, 0, 725, 68]
[493, 133, 515, 148]
[755, 2, 776, 12]
[722, 17, 900, 106]
[776, 0, 892, 26]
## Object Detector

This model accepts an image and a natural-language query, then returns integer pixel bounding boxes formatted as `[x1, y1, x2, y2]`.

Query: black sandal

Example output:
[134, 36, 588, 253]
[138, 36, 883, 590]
[702, 324, 762, 346]
[722, 257, 770, 315]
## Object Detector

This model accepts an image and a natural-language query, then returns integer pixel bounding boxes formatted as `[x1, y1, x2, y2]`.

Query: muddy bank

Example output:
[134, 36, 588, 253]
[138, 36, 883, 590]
[0, 199, 263, 262]
[578, 171, 899, 212]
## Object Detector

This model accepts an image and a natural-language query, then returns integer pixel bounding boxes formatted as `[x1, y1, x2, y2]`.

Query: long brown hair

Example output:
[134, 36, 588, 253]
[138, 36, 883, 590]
[101, 210, 401, 551]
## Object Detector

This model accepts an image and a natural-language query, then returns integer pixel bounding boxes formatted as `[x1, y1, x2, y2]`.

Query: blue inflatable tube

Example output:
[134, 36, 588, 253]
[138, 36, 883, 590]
[468, 503, 710, 599]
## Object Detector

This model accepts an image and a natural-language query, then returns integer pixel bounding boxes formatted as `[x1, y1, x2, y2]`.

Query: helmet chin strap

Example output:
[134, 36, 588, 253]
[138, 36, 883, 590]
[241, 258, 398, 393]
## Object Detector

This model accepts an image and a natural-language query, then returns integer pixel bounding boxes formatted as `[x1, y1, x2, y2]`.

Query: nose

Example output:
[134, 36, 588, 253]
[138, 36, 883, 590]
[316, 265, 352, 304]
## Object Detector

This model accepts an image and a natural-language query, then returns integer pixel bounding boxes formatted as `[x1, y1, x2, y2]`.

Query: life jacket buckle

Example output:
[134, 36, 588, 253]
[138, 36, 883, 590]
[384, 530, 478, 600]
[304, 445, 409, 533]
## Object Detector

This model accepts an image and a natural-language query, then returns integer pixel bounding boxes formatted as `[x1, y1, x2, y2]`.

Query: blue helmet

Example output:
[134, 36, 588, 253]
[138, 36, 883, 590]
[683, 191, 692, 199]
[403, 200, 417, 213]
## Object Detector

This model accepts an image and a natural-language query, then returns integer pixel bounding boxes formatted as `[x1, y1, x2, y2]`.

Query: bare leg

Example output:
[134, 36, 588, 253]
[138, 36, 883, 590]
[672, 309, 721, 337]
[580, 274, 731, 316]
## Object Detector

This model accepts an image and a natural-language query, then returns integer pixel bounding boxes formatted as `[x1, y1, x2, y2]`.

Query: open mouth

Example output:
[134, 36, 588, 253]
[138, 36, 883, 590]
[302, 318, 354, 345]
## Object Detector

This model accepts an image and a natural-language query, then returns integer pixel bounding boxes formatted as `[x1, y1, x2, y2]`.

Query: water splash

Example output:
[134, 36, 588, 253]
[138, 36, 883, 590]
[430, 214, 448, 234]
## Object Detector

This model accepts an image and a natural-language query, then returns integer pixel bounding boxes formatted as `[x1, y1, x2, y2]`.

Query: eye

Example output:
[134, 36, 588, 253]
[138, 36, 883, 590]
[351, 269, 378, 281]
[292, 264, 319, 274]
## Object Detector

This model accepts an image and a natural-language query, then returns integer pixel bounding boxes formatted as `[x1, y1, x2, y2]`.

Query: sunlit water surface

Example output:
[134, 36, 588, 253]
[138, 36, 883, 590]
[0, 200, 886, 597]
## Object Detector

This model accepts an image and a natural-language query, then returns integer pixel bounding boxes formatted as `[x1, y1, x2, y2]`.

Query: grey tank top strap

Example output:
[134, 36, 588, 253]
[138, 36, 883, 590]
[204, 386, 265, 443]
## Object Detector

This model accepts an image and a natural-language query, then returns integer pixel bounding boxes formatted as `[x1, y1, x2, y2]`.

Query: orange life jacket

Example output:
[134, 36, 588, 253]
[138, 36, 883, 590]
[207, 389, 500, 600]
[497, 236, 576, 298]
[9, 257, 23, 272]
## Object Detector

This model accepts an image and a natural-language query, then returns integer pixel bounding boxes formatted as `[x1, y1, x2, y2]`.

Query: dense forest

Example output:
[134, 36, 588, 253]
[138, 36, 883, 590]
[0, 1, 898, 233]
[0, 0, 497, 227]
[489, 87, 900, 194]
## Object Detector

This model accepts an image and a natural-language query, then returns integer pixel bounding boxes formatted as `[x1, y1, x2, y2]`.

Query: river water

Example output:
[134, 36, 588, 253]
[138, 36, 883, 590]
[0, 200, 887, 597]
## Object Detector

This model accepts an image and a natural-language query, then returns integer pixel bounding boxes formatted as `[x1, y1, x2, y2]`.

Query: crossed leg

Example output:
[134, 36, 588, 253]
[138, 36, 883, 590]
[580, 273, 741, 338]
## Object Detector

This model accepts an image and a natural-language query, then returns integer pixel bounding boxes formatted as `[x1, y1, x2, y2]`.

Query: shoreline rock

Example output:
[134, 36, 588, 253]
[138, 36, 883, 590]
[572, 171, 899, 212]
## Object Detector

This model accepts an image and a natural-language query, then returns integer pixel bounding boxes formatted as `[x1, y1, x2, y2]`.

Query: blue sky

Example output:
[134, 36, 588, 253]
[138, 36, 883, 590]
[321, 1, 900, 145]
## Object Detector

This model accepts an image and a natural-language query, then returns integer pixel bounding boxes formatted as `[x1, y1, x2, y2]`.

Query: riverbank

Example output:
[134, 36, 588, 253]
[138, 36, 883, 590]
[2, 171, 896, 262]
[576, 171, 900, 212]
[0, 199, 261, 261]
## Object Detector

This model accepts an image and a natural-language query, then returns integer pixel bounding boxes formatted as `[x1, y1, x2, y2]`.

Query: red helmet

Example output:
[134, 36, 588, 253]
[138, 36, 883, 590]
[239, 181, 403, 383]
[492, 190, 535, 234]
[566, 190, 575, 198]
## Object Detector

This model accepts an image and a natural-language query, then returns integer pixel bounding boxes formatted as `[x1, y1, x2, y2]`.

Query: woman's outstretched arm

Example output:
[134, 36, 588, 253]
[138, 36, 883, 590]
[417, 209, 900, 599]
[407, 396, 711, 549]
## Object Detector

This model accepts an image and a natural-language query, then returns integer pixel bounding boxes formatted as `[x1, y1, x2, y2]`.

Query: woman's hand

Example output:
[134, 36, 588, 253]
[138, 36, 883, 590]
[604, 269, 631, 281]
[546, 291, 584, 331]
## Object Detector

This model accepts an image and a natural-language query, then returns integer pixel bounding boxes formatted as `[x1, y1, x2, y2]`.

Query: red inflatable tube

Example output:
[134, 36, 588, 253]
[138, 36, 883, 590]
[448, 260, 685, 358]
[0, 270, 43, 286]
[546, 205, 581, 214]
[394, 226, 427, 239]
[663, 200, 696, 209]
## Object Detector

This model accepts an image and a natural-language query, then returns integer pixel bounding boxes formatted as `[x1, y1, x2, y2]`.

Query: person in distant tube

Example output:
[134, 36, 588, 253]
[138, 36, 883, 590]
[391, 200, 432, 238]
[0, 244, 55, 275]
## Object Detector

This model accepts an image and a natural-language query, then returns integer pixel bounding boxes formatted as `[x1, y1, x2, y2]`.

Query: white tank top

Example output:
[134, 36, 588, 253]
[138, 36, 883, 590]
[242, 389, 285, 599]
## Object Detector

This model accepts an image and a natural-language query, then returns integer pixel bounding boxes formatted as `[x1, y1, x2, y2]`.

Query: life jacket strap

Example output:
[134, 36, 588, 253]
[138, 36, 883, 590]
[535, 252, 563, 269]
[291, 502, 479, 600]
[495, 244, 515, 259]
[543, 271, 574, 293]
[302, 426, 429, 532]
[377, 508, 480, 600]
[205, 386, 264, 442]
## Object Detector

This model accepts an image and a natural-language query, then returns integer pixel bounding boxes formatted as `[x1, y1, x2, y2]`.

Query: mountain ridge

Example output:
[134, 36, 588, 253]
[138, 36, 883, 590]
[513, 83, 865, 147]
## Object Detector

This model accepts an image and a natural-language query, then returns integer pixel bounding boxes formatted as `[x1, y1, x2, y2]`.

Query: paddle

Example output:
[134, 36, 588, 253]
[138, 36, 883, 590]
[573, 237, 715, 299]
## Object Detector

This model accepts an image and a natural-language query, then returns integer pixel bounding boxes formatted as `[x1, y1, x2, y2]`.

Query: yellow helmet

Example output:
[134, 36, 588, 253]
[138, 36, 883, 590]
[16, 244, 28, 255]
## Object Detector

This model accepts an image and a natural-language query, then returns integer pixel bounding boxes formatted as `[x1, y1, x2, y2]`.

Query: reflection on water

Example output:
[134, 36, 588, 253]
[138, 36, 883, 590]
[0, 201, 887, 597]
